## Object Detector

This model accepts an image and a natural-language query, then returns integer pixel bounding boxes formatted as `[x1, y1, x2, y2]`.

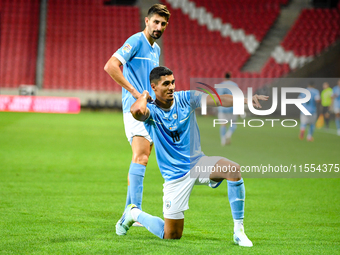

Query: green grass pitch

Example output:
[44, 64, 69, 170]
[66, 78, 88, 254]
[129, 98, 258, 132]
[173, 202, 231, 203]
[0, 111, 339, 254]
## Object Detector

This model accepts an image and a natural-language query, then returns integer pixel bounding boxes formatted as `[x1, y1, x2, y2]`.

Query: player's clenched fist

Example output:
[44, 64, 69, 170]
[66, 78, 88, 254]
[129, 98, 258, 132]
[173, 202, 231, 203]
[142, 90, 153, 102]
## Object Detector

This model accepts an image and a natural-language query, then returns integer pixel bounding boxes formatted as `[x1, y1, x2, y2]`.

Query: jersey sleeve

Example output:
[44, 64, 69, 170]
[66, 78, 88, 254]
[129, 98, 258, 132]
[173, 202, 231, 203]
[144, 103, 155, 123]
[314, 90, 320, 101]
[113, 35, 141, 65]
[184, 90, 206, 109]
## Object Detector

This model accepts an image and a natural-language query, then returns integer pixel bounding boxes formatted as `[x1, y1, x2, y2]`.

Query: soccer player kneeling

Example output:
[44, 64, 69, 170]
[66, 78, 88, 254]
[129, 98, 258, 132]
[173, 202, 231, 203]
[116, 66, 268, 246]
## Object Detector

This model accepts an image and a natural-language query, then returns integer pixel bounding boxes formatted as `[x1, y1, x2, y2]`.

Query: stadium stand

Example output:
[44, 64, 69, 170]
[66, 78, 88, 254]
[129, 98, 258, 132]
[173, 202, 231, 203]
[260, 57, 291, 78]
[163, 0, 340, 85]
[43, 0, 139, 91]
[264, 7, 340, 77]
[192, 0, 280, 41]
[162, 7, 250, 90]
[283, 9, 339, 56]
[0, 0, 40, 88]
[1, 0, 339, 93]
[162, 0, 282, 90]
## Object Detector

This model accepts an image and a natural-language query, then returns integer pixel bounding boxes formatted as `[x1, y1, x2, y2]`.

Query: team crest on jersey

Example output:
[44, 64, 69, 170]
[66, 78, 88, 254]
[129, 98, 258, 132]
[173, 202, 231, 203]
[165, 200, 171, 209]
[122, 44, 132, 54]
[169, 124, 177, 130]
[173, 113, 177, 119]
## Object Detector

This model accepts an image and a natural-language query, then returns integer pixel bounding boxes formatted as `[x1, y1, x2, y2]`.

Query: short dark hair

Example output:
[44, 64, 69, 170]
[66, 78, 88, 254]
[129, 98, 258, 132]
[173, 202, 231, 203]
[147, 4, 171, 21]
[225, 72, 231, 79]
[150, 66, 173, 85]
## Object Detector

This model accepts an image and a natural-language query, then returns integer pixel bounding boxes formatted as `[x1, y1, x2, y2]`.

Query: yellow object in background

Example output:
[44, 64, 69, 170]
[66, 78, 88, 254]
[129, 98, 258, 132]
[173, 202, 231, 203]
[316, 114, 324, 129]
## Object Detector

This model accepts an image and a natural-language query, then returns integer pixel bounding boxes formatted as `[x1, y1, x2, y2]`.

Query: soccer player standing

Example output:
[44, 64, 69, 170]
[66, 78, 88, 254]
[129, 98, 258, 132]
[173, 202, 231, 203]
[332, 79, 340, 136]
[217, 72, 239, 145]
[104, 5, 170, 212]
[116, 66, 268, 246]
[320, 82, 333, 129]
[299, 82, 320, 141]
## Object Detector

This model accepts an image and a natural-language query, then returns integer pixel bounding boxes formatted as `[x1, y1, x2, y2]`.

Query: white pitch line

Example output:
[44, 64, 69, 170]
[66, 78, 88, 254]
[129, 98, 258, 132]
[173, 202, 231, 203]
[315, 128, 338, 135]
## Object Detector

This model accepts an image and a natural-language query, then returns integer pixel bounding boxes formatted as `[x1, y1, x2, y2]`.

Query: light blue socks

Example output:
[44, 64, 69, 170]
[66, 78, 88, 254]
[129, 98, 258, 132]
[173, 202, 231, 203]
[229, 122, 237, 134]
[227, 178, 245, 219]
[124, 185, 131, 209]
[137, 212, 164, 239]
[309, 124, 315, 137]
[127, 162, 146, 210]
[336, 117, 340, 130]
[220, 125, 226, 139]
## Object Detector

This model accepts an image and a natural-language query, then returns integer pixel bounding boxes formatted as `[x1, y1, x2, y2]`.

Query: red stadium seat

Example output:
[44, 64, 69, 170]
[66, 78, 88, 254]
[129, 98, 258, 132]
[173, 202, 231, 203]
[281, 8, 340, 57]
[43, 1, 140, 91]
[0, 0, 40, 88]
[190, 0, 280, 41]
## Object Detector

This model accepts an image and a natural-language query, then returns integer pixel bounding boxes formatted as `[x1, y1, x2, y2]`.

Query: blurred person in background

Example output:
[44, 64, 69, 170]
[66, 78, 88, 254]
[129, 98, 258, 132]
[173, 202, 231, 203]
[320, 82, 333, 129]
[216, 72, 239, 145]
[299, 82, 320, 141]
[332, 79, 340, 136]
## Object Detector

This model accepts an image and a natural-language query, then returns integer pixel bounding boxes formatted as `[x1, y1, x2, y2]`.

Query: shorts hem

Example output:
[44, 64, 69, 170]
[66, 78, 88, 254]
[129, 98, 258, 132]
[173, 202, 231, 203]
[163, 211, 186, 220]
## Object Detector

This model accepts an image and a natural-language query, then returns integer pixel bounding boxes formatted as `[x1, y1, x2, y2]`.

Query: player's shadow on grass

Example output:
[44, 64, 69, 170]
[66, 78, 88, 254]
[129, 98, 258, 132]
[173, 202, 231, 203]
[184, 234, 224, 242]
[50, 237, 88, 243]
[120, 233, 222, 242]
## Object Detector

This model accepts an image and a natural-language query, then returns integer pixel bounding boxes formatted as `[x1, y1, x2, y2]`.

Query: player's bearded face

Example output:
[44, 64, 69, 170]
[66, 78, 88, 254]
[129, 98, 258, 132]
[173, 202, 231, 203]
[147, 14, 168, 40]
[151, 30, 162, 39]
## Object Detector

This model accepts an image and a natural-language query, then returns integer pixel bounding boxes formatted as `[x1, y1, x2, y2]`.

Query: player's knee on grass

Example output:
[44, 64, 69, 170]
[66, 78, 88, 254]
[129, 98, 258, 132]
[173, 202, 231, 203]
[163, 218, 184, 239]
[163, 229, 183, 239]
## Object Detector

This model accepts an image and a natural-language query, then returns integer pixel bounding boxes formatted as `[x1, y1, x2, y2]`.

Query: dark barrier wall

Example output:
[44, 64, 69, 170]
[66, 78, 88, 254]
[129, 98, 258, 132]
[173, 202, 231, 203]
[288, 41, 340, 79]
[312, 0, 339, 8]
[104, 0, 137, 5]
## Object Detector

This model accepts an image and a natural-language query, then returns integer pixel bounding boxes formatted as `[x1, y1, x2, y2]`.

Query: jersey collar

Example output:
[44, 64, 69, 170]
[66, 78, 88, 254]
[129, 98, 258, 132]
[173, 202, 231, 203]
[142, 31, 155, 48]
[155, 96, 176, 112]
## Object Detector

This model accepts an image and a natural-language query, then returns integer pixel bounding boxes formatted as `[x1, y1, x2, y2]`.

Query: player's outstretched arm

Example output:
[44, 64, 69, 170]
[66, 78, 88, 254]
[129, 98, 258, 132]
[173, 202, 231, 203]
[206, 94, 233, 107]
[130, 91, 150, 121]
[206, 94, 269, 108]
[248, 94, 269, 108]
[104, 56, 141, 99]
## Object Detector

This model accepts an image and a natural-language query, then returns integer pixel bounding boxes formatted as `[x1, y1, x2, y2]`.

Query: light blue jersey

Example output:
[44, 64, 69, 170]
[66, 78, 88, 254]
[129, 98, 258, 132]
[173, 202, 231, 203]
[333, 86, 340, 108]
[144, 91, 205, 182]
[114, 32, 160, 113]
[299, 87, 320, 115]
[217, 80, 238, 114]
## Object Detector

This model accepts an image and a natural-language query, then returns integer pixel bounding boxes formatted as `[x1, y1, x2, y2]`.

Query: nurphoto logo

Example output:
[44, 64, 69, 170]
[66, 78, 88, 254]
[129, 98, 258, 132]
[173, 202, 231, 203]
[199, 82, 312, 128]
